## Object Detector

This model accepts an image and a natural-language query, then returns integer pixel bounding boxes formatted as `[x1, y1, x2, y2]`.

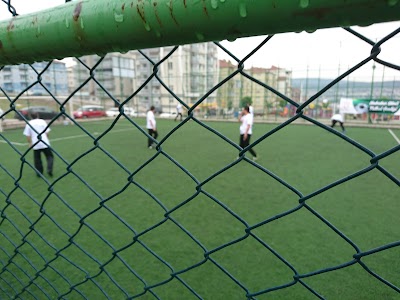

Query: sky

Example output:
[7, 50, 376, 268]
[0, 0, 399, 79]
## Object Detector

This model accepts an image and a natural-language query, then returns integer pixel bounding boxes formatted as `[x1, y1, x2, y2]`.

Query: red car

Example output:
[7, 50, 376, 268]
[73, 105, 106, 119]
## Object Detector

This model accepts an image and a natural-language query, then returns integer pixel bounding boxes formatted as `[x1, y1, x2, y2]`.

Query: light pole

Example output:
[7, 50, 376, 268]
[390, 76, 395, 100]
[316, 65, 321, 119]
[53, 63, 57, 97]
[118, 55, 124, 108]
[24, 64, 30, 109]
[368, 63, 376, 124]
[334, 62, 341, 114]
[379, 66, 385, 99]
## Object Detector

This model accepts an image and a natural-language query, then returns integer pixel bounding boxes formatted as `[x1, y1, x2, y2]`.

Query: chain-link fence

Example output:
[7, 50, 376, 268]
[1, 1, 400, 299]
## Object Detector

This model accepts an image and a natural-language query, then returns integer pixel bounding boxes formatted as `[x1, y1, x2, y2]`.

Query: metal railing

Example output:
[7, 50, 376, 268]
[0, 0, 399, 299]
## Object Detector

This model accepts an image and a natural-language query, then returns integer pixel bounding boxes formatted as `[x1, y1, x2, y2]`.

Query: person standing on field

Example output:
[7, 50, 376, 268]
[174, 102, 183, 122]
[239, 105, 258, 161]
[330, 113, 346, 133]
[248, 102, 254, 117]
[146, 105, 158, 149]
[23, 112, 54, 177]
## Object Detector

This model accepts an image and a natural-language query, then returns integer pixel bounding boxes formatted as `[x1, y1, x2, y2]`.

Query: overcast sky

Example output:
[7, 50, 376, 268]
[1, 0, 399, 79]
[219, 22, 400, 80]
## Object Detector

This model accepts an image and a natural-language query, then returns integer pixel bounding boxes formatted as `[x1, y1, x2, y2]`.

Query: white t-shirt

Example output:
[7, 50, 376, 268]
[331, 114, 344, 123]
[23, 118, 51, 150]
[146, 110, 156, 129]
[249, 105, 254, 116]
[240, 113, 253, 135]
[176, 103, 182, 113]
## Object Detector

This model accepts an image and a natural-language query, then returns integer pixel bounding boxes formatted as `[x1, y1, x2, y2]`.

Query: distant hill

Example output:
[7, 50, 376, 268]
[290, 78, 400, 100]
[291, 78, 400, 90]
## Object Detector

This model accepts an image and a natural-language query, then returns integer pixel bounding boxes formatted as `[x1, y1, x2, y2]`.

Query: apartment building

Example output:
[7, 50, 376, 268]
[130, 43, 219, 113]
[218, 61, 292, 115]
[70, 54, 136, 106]
[242, 67, 277, 114]
[217, 60, 241, 110]
[0, 61, 68, 96]
[69, 43, 218, 113]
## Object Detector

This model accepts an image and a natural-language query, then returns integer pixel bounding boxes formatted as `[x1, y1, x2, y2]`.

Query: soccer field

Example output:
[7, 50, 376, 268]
[1, 118, 399, 299]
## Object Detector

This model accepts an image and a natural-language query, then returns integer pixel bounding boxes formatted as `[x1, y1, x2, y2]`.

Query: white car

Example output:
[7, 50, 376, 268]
[106, 107, 136, 117]
[159, 112, 177, 118]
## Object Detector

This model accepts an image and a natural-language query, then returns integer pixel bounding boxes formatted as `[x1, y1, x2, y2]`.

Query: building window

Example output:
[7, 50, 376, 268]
[168, 62, 173, 70]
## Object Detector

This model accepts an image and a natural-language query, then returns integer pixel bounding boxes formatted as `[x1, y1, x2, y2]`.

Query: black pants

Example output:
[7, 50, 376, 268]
[331, 120, 345, 131]
[174, 113, 183, 121]
[240, 134, 257, 157]
[148, 129, 158, 147]
[34, 148, 54, 175]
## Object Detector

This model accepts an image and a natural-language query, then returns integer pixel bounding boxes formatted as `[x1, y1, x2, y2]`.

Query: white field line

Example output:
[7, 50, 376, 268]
[0, 127, 142, 147]
[388, 129, 400, 145]
[0, 140, 26, 146]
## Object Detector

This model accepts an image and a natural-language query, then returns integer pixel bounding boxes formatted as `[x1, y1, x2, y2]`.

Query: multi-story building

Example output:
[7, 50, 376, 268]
[0, 61, 68, 96]
[131, 43, 219, 113]
[70, 53, 136, 105]
[70, 43, 218, 113]
[268, 65, 292, 100]
[242, 67, 277, 114]
[217, 61, 292, 115]
[217, 60, 241, 111]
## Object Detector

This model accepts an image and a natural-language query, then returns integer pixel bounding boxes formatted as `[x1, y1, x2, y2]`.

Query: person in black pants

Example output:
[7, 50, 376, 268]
[239, 106, 258, 161]
[23, 112, 54, 177]
[146, 106, 158, 149]
[331, 113, 346, 133]
[174, 103, 183, 122]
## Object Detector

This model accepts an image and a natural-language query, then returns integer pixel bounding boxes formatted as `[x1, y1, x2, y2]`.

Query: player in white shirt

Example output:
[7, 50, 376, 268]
[23, 112, 54, 177]
[248, 103, 254, 116]
[239, 106, 258, 161]
[330, 113, 346, 133]
[174, 102, 183, 122]
[146, 106, 158, 149]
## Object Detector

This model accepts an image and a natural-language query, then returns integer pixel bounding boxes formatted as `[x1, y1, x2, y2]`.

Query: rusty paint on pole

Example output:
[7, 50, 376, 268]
[0, 0, 399, 65]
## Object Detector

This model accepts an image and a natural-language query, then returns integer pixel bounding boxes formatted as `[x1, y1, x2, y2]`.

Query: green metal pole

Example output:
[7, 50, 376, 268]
[0, 0, 399, 66]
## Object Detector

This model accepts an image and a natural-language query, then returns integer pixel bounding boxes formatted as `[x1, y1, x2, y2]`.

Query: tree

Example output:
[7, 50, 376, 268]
[278, 99, 287, 108]
[240, 96, 252, 108]
[227, 100, 233, 110]
[264, 100, 273, 115]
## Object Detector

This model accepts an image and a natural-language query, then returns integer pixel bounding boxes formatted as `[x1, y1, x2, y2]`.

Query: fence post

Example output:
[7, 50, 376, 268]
[0, 0, 399, 66]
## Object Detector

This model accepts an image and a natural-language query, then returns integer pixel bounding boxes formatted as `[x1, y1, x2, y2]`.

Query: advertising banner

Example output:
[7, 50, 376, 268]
[339, 98, 400, 115]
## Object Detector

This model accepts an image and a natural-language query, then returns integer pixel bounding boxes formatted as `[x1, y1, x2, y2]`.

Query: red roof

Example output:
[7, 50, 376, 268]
[219, 59, 236, 68]
[248, 67, 267, 74]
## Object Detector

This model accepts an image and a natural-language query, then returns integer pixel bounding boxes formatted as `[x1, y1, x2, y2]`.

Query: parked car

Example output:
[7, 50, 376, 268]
[15, 106, 59, 120]
[73, 105, 106, 119]
[159, 112, 177, 118]
[106, 107, 136, 117]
